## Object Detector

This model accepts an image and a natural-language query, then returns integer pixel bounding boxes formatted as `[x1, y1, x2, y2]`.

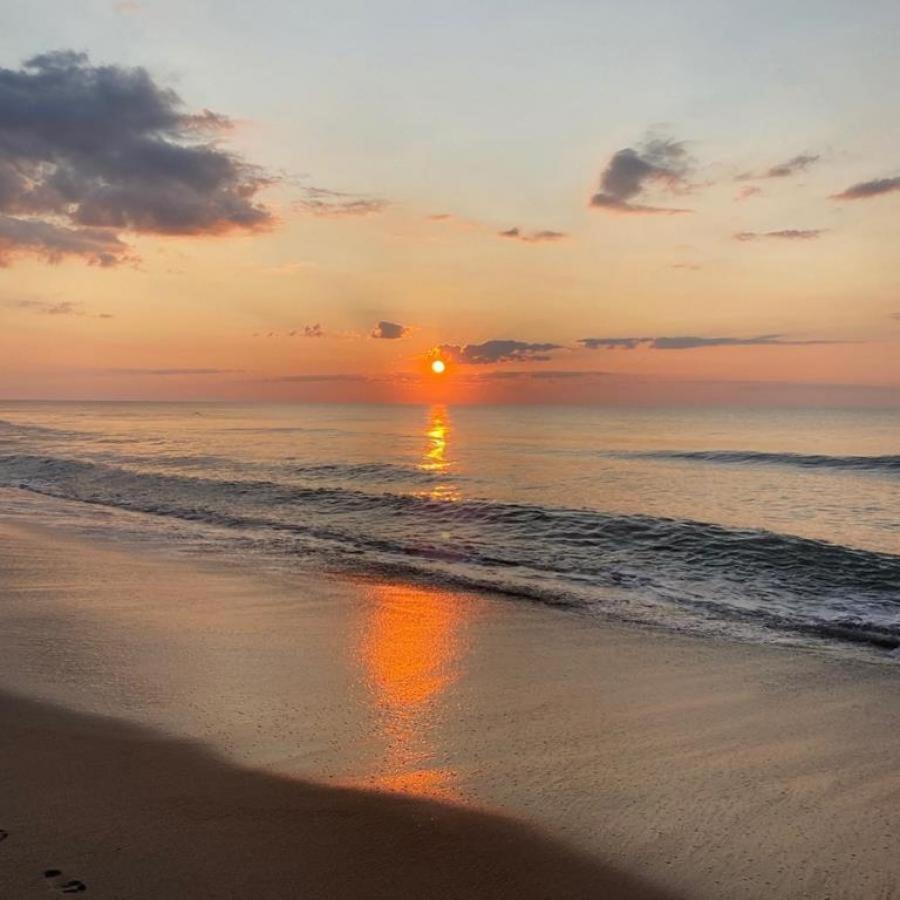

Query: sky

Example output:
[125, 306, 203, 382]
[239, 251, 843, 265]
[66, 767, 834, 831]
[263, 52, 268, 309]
[1, 0, 899, 404]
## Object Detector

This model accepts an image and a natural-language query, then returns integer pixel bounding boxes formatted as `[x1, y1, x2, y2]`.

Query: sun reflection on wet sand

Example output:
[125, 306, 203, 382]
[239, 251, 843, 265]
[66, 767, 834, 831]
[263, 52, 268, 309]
[419, 404, 461, 502]
[356, 582, 469, 800]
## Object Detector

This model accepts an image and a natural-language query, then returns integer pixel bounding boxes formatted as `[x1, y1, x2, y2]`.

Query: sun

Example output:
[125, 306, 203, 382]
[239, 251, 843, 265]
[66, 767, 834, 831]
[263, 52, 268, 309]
[431, 359, 446, 375]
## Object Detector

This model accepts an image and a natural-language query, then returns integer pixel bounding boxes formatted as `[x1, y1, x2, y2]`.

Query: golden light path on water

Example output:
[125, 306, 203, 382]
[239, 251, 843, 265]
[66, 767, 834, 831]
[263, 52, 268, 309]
[351, 404, 470, 800]
[419, 404, 461, 502]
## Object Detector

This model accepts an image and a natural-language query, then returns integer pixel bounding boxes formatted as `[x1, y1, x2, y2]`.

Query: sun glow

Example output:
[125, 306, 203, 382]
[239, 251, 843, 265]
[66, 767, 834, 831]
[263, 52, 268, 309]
[431, 359, 446, 375]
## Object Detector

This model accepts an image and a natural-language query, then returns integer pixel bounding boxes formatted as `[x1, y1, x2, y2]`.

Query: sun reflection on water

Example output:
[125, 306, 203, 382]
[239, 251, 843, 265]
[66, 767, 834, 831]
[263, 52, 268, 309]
[419, 404, 461, 502]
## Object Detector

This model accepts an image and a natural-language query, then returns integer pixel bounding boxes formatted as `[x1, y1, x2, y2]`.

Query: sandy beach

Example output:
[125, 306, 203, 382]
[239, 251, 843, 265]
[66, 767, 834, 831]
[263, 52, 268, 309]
[1, 518, 900, 898]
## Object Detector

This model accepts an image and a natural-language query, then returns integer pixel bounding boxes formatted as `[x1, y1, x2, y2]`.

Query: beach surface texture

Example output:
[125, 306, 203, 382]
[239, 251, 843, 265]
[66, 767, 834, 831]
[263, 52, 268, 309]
[1, 519, 899, 898]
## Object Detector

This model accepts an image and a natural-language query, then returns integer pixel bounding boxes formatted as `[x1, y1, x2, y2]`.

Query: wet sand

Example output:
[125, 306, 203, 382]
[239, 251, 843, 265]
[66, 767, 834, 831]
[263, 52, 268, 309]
[1, 519, 900, 898]
[0, 690, 674, 899]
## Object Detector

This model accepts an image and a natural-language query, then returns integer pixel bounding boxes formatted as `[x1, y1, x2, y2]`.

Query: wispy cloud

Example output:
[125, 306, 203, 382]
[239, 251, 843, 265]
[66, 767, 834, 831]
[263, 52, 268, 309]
[737, 154, 819, 181]
[0, 51, 273, 267]
[438, 339, 564, 364]
[497, 227, 567, 244]
[3, 298, 113, 318]
[286, 324, 324, 338]
[371, 320, 409, 340]
[477, 369, 606, 380]
[101, 368, 242, 375]
[295, 186, 388, 218]
[580, 334, 842, 351]
[589, 136, 693, 215]
[832, 176, 900, 201]
[261, 373, 369, 383]
[734, 229, 824, 241]
[735, 185, 763, 201]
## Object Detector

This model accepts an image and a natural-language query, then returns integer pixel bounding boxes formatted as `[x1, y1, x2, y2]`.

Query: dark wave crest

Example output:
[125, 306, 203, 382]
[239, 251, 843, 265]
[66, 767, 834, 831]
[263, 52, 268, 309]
[2, 452, 899, 651]
[618, 449, 900, 473]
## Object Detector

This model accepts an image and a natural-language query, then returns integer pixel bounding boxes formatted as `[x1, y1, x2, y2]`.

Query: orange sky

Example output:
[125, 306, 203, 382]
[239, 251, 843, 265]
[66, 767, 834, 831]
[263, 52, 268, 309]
[1, 2, 899, 405]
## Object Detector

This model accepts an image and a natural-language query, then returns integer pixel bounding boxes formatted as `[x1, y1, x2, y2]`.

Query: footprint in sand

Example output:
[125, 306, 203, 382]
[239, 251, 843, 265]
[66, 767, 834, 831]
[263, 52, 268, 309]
[44, 869, 87, 893]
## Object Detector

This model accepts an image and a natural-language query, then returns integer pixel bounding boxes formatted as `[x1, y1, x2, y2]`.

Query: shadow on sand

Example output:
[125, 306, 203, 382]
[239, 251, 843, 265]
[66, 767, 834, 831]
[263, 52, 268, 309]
[0, 689, 679, 899]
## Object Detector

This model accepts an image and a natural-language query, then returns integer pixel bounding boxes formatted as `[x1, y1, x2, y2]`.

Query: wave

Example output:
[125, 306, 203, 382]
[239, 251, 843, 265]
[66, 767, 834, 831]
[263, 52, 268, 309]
[617, 449, 900, 473]
[2, 452, 899, 650]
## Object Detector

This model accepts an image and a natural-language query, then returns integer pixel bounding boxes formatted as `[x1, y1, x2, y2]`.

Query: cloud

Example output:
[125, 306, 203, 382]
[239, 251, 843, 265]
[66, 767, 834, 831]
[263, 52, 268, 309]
[670, 262, 702, 271]
[0, 215, 128, 267]
[832, 176, 900, 201]
[735, 185, 762, 201]
[589, 137, 693, 215]
[580, 334, 841, 351]
[438, 339, 564, 365]
[734, 229, 824, 241]
[113, 1, 142, 11]
[287, 323, 324, 338]
[0, 51, 273, 266]
[737, 154, 819, 181]
[296, 186, 388, 217]
[3, 297, 113, 318]
[371, 320, 408, 340]
[580, 337, 647, 350]
[497, 227, 567, 243]
[102, 368, 241, 375]
[477, 369, 606, 380]
[261, 373, 369, 383]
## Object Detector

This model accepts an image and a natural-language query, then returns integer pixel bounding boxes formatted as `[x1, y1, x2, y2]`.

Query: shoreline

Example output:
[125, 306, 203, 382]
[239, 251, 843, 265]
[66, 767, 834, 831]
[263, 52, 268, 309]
[2, 519, 900, 898]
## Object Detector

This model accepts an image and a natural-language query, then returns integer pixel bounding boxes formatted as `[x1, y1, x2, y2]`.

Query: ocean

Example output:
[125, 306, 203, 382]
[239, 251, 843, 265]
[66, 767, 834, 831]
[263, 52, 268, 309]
[1, 402, 899, 658]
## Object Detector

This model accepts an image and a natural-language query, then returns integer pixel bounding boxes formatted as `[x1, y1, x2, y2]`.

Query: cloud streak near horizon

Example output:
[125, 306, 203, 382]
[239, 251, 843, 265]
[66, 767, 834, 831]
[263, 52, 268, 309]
[735, 229, 824, 242]
[580, 334, 841, 351]
[0, 51, 273, 267]
[438, 339, 564, 364]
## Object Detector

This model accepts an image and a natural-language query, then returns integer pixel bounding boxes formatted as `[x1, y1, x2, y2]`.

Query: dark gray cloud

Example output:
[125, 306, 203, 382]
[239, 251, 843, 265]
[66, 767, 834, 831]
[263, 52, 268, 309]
[0, 51, 272, 266]
[0, 215, 127, 267]
[589, 138, 692, 215]
[734, 229, 824, 241]
[371, 320, 408, 340]
[580, 335, 840, 351]
[3, 297, 113, 318]
[580, 337, 647, 350]
[498, 227, 567, 243]
[832, 176, 900, 201]
[438, 339, 563, 365]
[738, 154, 819, 180]
[296, 186, 388, 217]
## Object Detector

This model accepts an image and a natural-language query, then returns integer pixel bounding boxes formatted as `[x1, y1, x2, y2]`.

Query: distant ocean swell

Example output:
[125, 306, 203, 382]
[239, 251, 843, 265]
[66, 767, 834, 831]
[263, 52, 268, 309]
[616, 449, 900, 473]
[2, 452, 899, 651]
